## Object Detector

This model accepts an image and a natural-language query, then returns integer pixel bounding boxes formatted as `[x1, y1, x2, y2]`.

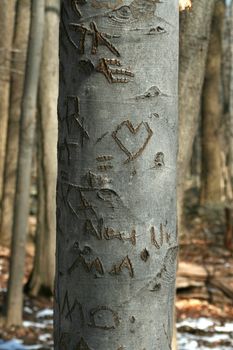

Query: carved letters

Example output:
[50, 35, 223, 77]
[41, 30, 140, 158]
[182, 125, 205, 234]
[77, 337, 91, 350]
[110, 256, 134, 278]
[89, 306, 120, 330]
[150, 223, 171, 249]
[96, 58, 134, 83]
[61, 292, 120, 331]
[68, 254, 104, 275]
[66, 96, 89, 146]
[62, 291, 84, 324]
[69, 21, 120, 56]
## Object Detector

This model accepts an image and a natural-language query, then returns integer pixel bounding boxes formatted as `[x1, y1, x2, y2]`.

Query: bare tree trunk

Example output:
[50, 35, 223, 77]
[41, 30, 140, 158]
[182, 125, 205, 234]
[55, 1, 178, 349]
[6, 0, 44, 327]
[229, 1, 233, 178]
[0, 0, 16, 213]
[0, 0, 31, 246]
[178, 0, 216, 234]
[27, 0, 59, 297]
[200, 0, 225, 205]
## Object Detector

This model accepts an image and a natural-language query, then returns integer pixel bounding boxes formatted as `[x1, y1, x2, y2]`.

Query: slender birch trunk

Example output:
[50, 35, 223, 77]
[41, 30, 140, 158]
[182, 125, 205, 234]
[55, 1, 179, 349]
[178, 0, 215, 234]
[6, 0, 44, 326]
[28, 0, 59, 297]
[0, 0, 16, 212]
[0, 0, 31, 246]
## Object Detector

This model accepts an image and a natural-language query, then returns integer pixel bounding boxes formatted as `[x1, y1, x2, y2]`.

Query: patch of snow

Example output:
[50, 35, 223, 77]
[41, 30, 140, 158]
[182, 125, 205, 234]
[24, 307, 33, 314]
[177, 317, 214, 330]
[38, 334, 51, 342]
[215, 322, 233, 333]
[36, 309, 53, 319]
[22, 321, 46, 329]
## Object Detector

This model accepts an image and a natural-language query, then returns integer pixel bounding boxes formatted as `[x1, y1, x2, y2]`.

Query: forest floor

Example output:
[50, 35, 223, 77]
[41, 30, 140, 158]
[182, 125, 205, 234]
[0, 187, 233, 349]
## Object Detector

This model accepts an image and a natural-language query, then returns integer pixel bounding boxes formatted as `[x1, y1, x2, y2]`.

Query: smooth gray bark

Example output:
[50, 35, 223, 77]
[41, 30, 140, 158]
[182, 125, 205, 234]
[6, 0, 44, 326]
[55, 1, 179, 349]
[28, 0, 59, 297]
[178, 0, 216, 234]
[0, 0, 31, 246]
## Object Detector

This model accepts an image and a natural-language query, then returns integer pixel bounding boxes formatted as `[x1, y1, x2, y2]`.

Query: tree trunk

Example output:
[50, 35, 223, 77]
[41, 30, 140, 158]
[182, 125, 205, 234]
[0, 0, 31, 246]
[178, 0, 216, 234]
[0, 0, 16, 213]
[6, 0, 44, 326]
[55, 2, 178, 349]
[229, 1, 233, 178]
[27, 0, 59, 297]
[200, 0, 225, 205]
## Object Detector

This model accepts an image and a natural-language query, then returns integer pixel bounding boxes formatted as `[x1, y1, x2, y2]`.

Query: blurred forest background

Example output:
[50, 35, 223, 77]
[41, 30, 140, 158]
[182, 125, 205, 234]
[0, 0, 233, 349]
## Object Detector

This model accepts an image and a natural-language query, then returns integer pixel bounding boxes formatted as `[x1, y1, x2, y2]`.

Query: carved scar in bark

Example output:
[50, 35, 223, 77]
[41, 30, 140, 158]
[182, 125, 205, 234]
[97, 58, 134, 83]
[150, 223, 171, 249]
[68, 254, 104, 275]
[69, 21, 120, 56]
[77, 337, 91, 350]
[88, 306, 120, 330]
[110, 255, 134, 277]
[91, 0, 123, 10]
[112, 120, 153, 163]
[66, 96, 89, 146]
[71, 0, 87, 18]
[59, 333, 70, 350]
[61, 290, 84, 324]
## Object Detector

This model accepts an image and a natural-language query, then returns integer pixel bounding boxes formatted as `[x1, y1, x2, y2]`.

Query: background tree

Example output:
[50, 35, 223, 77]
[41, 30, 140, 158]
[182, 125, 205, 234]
[0, 0, 16, 213]
[0, 0, 31, 246]
[178, 0, 216, 234]
[7, 0, 45, 326]
[55, 1, 178, 349]
[200, 0, 225, 205]
[28, 0, 59, 297]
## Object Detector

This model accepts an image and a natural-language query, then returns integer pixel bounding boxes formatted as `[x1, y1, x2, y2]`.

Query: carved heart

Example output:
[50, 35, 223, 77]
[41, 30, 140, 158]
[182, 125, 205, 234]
[112, 120, 153, 163]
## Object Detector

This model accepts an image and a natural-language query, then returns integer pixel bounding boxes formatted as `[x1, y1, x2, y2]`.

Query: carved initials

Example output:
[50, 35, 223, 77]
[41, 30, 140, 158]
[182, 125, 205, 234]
[97, 58, 134, 83]
[71, 0, 87, 18]
[103, 227, 136, 246]
[68, 254, 104, 275]
[77, 337, 91, 350]
[66, 96, 89, 146]
[61, 291, 84, 324]
[69, 21, 120, 56]
[150, 223, 171, 249]
[110, 256, 134, 277]
[88, 306, 120, 330]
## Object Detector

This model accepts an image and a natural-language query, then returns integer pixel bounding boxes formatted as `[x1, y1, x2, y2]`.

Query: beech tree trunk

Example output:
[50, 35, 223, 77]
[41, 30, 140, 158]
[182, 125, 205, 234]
[6, 0, 44, 326]
[178, 0, 216, 233]
[0, 0, 31, 246]
[200, 0, 225, 205]
[0, 0, 16, 212]
[55, 1, 178, 349]
[28, 0, 59, 297]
